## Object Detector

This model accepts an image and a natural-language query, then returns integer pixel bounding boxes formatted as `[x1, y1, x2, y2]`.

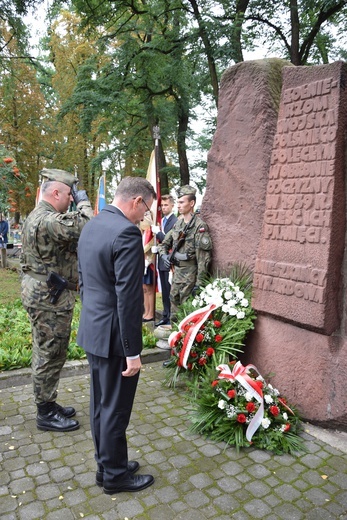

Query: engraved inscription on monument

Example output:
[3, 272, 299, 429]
[252, 67, 344, 333]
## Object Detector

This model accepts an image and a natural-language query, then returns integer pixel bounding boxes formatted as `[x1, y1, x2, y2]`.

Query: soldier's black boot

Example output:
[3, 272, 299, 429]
[55, 403, 76, 418]
[37, 402, 80, 432]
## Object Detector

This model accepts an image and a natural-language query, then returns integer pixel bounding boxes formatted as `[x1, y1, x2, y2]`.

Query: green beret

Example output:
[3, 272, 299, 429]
[177, 185, 197, 198]
[41, 168, 77, 188]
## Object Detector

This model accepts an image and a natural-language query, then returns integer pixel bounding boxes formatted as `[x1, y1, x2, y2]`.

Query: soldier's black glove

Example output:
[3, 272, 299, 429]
[161, 254, 171, 269]
[191, 286, 200, 297]
[71, 184, 89, 205]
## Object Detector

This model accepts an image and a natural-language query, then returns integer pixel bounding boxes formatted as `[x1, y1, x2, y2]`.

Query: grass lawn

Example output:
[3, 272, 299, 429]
[0, 268, 21, 305]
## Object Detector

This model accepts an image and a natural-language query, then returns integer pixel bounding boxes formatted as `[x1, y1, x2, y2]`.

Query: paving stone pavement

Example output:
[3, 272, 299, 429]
[1, 357, 347, 520]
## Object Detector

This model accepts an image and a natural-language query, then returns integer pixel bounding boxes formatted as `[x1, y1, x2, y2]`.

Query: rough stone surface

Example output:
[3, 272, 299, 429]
[202, 58, 292, 272]
[252, 61, 347, 334]
[242, 315, 347, 429]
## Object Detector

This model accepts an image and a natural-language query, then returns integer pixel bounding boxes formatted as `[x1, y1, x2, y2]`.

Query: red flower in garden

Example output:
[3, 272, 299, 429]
[283, 423, 291, 432]
[206, 347, 215, 357]
[214, 334, 223, 343]
[246, 402, 256, 413]
[196, 333, 204, 343]
[227, 389, 236, 398]
[211, 380, 219, 387]
[269, 405, 280, 416]
[198, 357, 207, 366]
[213, 320, 221, 328]
[237, 414, 247, 423]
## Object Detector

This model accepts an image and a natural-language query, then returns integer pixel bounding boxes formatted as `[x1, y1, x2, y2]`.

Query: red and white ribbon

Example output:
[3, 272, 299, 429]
[217, 361, 264, 442]
[168, 302, 221, 369]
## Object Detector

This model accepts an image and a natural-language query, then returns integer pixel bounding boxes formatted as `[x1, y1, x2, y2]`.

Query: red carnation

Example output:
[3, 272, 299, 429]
[211, 380, 219, 387]
[196, 333, 204, 343]
[227, 389, 236, 398]
[284, 423, 291, 432]
[187, 363, 193, 371]
[191, 351, 198, 358]
[246, 402, 256, 413]
[237, 414, 247, 423]
[198, 357, 207, 366]
[256, 380, 263, 390]
[214, 334, 223, 343]
[213, 320, 221, 328]
[269, 405, 280, 416]
[206, 347, 215, 356]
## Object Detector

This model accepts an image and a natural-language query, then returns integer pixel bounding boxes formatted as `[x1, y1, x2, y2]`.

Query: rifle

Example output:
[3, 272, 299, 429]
[167, 213, 196, 267]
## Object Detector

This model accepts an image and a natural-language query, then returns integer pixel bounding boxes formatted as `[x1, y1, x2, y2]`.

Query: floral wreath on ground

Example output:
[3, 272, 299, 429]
[188, 360, 305, 455]
[163, 270, 257, 388]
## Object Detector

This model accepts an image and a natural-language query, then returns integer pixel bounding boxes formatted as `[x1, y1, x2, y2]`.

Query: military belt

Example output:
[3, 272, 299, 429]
[177, 259, 196, 267]
[25, 270, 78, 291]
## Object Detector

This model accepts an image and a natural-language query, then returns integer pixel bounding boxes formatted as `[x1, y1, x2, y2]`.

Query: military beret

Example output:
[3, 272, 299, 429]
[41, 168, 77, 188]
[177, 185, 197, 198]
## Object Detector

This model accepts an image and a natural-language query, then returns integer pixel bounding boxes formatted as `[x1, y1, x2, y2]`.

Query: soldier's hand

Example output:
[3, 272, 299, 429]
[71, 184, 89, 205]
[161, 254, 171, 269]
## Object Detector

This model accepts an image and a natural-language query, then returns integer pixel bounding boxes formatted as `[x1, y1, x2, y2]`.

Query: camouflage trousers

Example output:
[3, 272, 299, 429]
[170, 272, 196, 318]
[25, 307, 74, 404]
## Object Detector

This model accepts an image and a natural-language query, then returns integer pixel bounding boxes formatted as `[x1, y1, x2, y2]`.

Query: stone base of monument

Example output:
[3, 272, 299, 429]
[242, 315, 347, 431]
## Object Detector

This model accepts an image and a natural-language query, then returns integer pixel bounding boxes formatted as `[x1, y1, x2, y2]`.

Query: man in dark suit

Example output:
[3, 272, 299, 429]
[77, 177, 156, 495]
[152, 195, 177, 326]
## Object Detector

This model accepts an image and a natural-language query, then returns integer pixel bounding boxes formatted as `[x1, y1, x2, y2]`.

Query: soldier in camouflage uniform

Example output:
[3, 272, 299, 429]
[20, 169, 94, 432]
[158, 185, 212, 318]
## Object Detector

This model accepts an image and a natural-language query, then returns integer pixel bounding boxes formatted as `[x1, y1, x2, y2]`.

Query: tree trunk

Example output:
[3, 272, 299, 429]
[290, 0, 300, 65]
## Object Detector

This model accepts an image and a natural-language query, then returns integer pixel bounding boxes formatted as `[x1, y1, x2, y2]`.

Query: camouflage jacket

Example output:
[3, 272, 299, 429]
[158, 213, 212, 286]
[20, 200, 93, 311]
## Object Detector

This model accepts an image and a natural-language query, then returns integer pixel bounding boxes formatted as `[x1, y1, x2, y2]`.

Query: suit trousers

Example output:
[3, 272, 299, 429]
[159, 268, 171, 320]
[86, 352, 140, 484]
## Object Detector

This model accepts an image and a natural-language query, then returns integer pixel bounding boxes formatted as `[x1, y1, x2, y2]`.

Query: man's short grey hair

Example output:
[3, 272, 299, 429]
[116, 177, 157, 203]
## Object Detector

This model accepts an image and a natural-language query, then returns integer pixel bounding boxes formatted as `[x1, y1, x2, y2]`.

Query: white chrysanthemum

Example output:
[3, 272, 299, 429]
[228, 299, 236, 307]
[262, 418, 271, 429]
[228, 308, 238, 316]
[283, 412, 288, 420]
[241, 298, 249, 307]
[245, 392, 252, 402]
[236, 311, 245, 319]
[264, 395, 273, 404]
[224, 290, 232, 300]
[268, 384, 273, 390]
[192, 299, 198, 307]
[218, 399, 227, 410]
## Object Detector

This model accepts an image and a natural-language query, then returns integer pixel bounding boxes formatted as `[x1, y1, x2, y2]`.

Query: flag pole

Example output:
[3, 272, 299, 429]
[152, 124, 161, 323]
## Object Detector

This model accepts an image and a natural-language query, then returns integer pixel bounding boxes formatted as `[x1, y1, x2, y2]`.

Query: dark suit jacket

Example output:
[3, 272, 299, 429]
[77, 205, 144, 359]
[157, 213, 177, 271]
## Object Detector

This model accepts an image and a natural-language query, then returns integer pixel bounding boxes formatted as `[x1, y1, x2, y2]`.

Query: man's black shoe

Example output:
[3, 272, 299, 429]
[37, 402, 80, 432]
[56, 403, 76, 418]
[162, 359, 171, 367]
[96, 461, 140, 487]
[155, 318, 170, 327]
[103, 473, 154, 494]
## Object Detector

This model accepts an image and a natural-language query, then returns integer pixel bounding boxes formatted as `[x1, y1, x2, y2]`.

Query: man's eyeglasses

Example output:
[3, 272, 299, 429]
[142, 198, 152, 216]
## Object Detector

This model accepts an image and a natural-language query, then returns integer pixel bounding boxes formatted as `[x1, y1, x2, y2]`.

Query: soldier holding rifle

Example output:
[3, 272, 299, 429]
[20, 169, 93, 432]
[158, 185, 212, 319]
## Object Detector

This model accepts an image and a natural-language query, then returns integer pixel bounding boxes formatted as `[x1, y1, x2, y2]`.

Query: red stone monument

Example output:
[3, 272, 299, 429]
[202, 60, 347, 429]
